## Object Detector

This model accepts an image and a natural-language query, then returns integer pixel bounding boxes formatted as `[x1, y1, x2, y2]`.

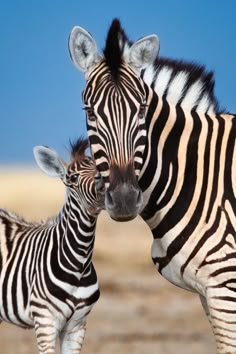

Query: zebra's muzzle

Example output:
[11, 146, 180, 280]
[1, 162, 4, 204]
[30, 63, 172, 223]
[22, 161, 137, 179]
[105, 182, 143, 222]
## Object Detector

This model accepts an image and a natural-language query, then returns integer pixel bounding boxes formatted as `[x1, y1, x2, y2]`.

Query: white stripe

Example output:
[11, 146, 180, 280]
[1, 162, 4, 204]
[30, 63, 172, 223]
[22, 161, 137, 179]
[154, 67, 173, 97]
[181, 79, 203, 110]
[166, 71, 188, 105]
[143, 65, 156, 86]
[197, 93, 211, 113]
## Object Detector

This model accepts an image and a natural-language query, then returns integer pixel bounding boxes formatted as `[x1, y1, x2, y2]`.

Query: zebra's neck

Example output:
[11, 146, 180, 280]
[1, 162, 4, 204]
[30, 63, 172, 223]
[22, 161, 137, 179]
[139, 89, 217, 222]
[57, 192, 97, 275]
[138, 58, 222, 210]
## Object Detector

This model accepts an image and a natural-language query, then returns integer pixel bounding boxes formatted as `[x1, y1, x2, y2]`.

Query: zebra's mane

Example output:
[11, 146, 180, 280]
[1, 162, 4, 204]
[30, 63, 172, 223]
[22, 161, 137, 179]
[104, 18, 220, 114]
[69, 137, 89, 162]
[149, 56, 220, 114]
[103, 18, 130, 80]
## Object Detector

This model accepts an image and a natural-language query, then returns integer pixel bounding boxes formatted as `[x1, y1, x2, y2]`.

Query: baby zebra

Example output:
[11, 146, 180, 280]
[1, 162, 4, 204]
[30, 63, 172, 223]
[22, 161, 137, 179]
[0, 138, 104, 354]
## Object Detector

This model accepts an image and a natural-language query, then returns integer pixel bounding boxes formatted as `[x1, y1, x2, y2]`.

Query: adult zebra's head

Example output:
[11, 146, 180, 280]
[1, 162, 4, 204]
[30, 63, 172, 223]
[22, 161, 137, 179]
[69, 19, 159, 221]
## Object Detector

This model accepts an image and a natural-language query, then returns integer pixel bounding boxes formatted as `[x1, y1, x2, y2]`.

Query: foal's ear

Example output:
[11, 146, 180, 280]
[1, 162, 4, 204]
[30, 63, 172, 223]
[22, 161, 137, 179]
[69, 26, 100, 75]
[127, 34, 160, 71]
[33, 146, 66, 179]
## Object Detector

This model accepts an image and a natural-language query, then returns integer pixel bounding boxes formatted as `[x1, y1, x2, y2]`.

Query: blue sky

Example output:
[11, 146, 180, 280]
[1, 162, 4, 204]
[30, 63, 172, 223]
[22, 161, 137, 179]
[1, 0, 236, 164]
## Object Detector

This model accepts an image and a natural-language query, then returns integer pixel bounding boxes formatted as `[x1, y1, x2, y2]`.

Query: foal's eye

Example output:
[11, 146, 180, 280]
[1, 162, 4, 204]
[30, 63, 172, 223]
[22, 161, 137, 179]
[138, 105, 147, 119]
[70, 174, 79, 183]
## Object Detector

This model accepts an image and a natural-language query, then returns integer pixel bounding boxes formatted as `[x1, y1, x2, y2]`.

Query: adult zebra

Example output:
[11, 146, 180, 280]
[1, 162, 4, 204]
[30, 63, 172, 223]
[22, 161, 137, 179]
[69, 19, 236, 353]
[0, 139, 104, 354]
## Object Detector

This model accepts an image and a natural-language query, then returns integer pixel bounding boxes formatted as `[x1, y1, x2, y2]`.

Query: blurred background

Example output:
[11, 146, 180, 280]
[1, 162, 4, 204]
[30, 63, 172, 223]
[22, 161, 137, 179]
[1, 0, 236, 352]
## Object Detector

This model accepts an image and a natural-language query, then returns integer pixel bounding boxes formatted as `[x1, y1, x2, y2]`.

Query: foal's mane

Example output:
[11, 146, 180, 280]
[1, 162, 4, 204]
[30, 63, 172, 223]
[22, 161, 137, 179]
[69, 137, 89, 162]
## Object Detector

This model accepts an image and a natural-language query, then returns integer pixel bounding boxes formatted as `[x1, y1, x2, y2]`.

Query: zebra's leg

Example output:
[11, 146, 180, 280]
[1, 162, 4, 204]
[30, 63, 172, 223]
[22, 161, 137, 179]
[206, 287, 236, 354]
[60, 322, 86, 354]
[33, 317, 57, 354]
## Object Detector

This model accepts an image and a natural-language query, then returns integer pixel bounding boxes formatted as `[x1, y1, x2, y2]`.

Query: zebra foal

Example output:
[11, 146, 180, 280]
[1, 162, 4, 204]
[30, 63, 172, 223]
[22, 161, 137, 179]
[0, 138, 104, 353]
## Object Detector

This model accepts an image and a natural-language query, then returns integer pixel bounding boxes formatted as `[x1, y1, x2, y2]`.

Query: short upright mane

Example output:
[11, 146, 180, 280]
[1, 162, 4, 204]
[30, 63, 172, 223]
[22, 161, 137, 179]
[153, 56, 220, 113]
[103, 19, 129, 80]
[69, 137, 89, 161]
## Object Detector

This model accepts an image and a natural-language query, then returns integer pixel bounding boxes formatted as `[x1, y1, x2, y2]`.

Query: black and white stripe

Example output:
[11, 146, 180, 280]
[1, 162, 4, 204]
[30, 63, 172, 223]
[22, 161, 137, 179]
[69, 19, 235, 353]
[0, 138, 104, 354]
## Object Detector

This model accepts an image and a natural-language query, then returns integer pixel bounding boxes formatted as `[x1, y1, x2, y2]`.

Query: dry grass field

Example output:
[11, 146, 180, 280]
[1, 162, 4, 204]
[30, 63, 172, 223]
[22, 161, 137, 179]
[0, 167, 216, 353]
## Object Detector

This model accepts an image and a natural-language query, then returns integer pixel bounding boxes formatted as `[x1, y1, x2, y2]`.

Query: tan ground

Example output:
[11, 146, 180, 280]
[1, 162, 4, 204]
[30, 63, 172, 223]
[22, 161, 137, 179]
[0, 167, 216, 353]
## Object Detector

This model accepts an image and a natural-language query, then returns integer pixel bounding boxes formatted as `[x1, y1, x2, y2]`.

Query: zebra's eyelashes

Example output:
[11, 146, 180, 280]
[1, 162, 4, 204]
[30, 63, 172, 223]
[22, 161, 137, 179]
[83, 107, 96, 122]
[138, 104, 148, 119]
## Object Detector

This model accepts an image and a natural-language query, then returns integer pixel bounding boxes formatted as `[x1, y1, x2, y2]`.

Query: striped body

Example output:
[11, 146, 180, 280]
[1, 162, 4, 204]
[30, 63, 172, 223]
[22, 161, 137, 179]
[69, 20, 236, 353]
[0, 209, 98, 329]
[141, 93, 236, 354]
[140, 103, 235, 285]
[0, 140, 104, 354]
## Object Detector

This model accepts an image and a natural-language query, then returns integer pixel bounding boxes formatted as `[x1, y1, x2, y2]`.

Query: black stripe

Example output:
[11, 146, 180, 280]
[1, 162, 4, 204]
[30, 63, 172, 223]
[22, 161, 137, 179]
[139, 94, 167, 206]
[206, 114, 225, 221]
[224, 117, 236, 215]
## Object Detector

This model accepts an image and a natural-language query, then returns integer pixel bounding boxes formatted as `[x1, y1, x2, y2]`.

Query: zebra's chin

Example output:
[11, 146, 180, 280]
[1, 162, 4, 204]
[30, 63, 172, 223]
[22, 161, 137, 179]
[110, 214, 137, 222]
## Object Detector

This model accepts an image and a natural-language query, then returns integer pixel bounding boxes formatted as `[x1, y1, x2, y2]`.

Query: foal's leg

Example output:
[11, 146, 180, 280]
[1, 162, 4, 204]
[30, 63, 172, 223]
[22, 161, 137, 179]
[206, 287, 236, 354]
[33, 314, 57, 354]
[60, 322, 86, 354]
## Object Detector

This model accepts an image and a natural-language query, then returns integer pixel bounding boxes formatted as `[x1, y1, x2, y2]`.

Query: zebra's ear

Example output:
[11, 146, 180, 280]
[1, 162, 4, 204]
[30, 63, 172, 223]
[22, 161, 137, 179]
[127, 35, 160, 71]
[33, 146, 67, 179]
[69, 26, 100, 75]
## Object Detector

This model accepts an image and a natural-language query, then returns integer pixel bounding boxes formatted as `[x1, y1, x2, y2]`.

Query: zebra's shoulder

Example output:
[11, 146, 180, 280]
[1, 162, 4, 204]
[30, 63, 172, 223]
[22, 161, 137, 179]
[142, 56, 220, 114]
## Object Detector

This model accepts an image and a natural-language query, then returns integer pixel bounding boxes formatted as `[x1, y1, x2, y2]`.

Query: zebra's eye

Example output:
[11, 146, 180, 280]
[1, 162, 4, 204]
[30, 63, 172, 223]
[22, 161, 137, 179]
[70, 174, 79, 183]
[86, 108, 96, 122]
[138, 105, 147, 119]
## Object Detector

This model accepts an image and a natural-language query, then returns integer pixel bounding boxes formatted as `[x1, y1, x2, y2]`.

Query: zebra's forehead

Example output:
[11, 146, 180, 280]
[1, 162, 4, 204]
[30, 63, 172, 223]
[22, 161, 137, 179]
[68, 157, 95, 173]
[83, 61, 147, 105]
[87, 59, 144, 84]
